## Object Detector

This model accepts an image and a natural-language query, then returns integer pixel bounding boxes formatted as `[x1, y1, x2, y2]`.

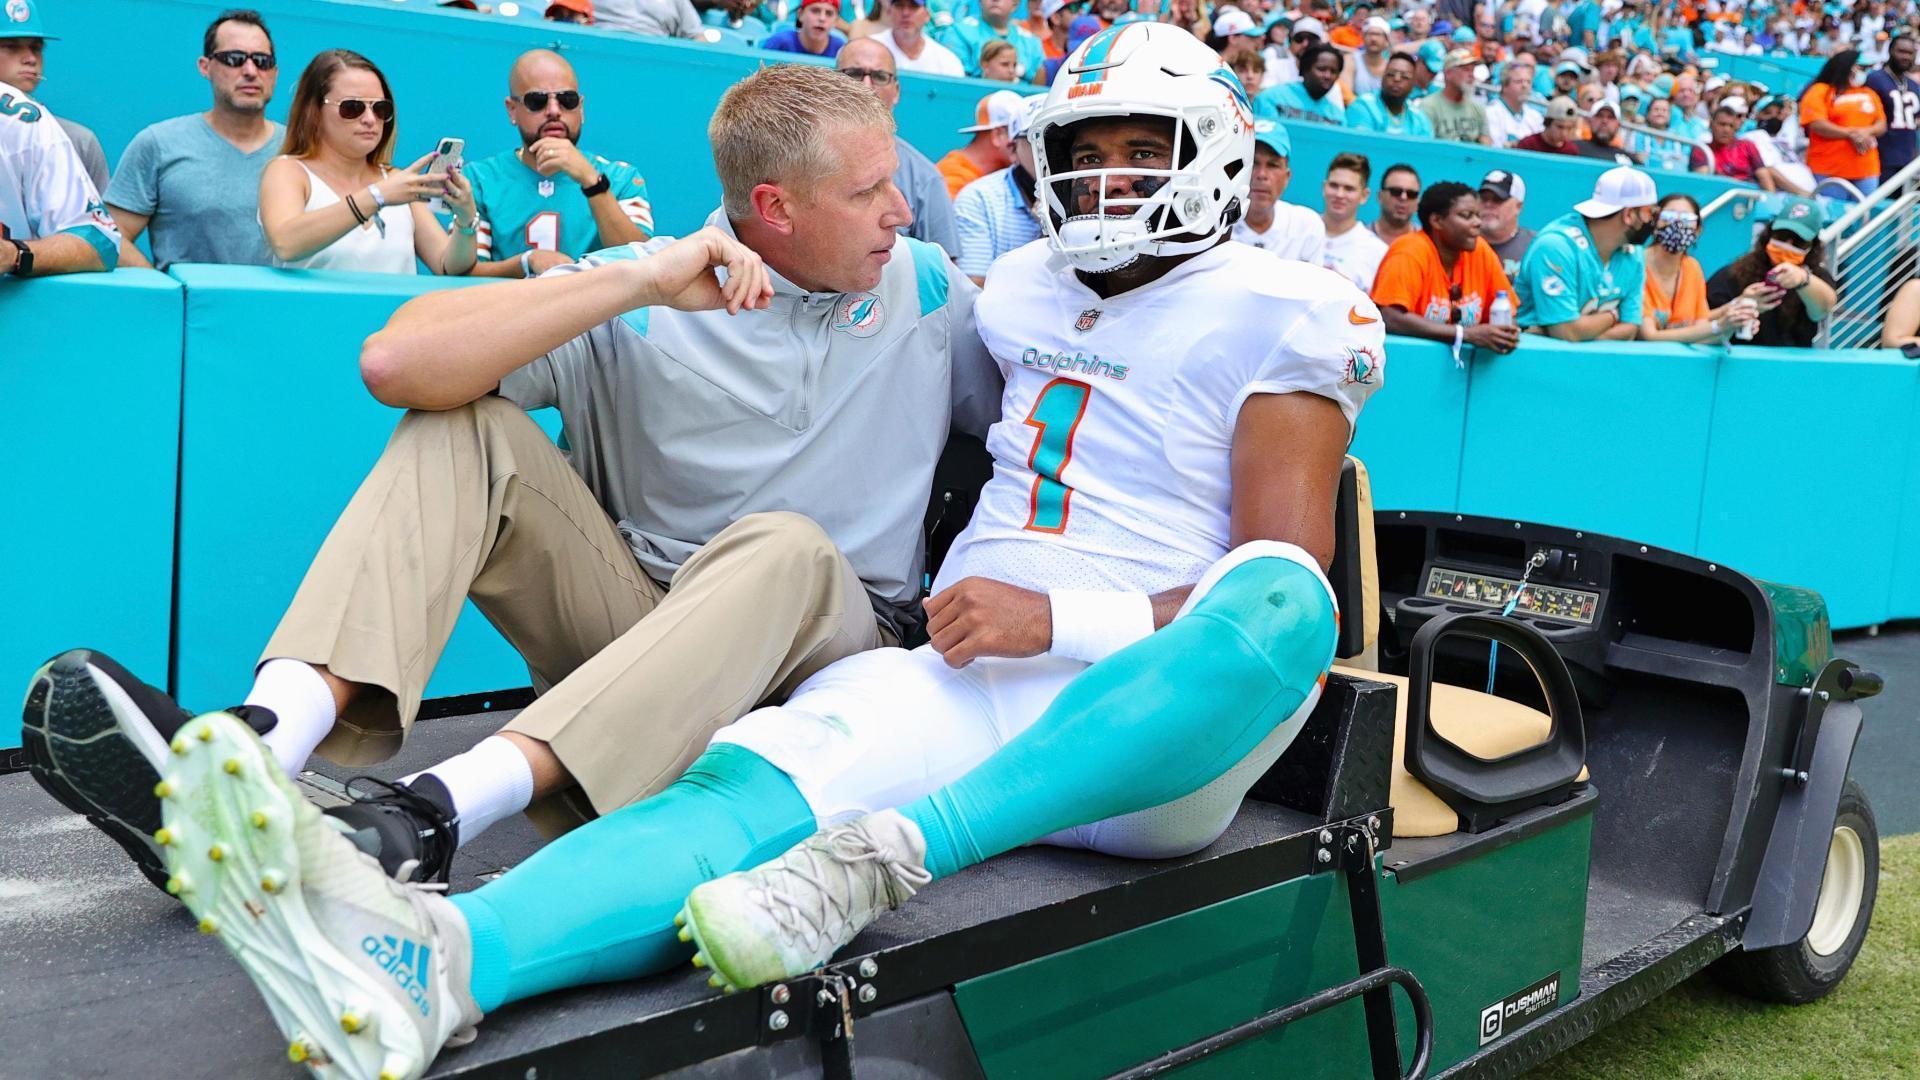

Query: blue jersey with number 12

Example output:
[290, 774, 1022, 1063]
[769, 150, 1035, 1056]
[465, 147, 652, 261]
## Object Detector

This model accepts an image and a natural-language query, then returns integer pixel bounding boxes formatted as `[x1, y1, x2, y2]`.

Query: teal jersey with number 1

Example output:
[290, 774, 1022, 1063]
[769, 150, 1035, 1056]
[465, 147, 653, 261]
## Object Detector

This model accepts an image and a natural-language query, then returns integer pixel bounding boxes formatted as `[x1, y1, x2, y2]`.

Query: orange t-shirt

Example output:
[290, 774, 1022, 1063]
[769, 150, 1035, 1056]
[1330, 24, 1362, 48]
[1642, 254, 1709, 330]
[1370, 231, 1515, 326]
[1801, 83, 1885, 180]
[937, 149, 985, 199]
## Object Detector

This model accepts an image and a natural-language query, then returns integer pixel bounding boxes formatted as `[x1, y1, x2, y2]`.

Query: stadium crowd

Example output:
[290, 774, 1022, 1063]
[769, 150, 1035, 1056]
[1, 0, 1914, 346]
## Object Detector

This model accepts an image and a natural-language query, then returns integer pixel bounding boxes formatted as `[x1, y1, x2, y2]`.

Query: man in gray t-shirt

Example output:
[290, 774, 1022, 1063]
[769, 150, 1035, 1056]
[106, 11, 281, 268]
[591, 0, 705, 37]
[837, 39, 961, 257]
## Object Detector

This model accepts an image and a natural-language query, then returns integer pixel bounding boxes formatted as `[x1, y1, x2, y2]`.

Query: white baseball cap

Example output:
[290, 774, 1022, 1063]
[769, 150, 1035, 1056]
[1290, 14, 1327, 38]
[1574, 166, 1658, 217]
[1363, 15, 1390, 34]
[959, 90, 1028, 133]
[1007, 94, 1046, 140]
[1212, 8, 1256, 35]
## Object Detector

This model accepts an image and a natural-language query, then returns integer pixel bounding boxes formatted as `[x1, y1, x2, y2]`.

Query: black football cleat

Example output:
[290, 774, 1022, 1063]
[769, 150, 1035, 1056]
[324, 774, 461, 884]
[20, 650, 275, 892]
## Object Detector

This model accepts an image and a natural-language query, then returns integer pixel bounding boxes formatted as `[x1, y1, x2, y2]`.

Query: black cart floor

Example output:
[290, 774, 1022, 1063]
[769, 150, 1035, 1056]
[0, 709, 1318, 1079]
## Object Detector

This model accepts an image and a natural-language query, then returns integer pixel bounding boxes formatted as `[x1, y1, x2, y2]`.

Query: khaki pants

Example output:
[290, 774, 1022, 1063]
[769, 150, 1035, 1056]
[263, 396, 890, 835]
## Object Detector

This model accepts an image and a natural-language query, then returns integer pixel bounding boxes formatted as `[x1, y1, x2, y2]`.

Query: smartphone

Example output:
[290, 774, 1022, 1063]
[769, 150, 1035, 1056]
[425, 136, 465, 213]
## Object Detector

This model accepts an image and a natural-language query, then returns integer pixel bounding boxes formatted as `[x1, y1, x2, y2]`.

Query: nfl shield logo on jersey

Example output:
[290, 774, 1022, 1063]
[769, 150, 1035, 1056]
[538, 179, 556, 198]
[1075, 308, 1102, 332]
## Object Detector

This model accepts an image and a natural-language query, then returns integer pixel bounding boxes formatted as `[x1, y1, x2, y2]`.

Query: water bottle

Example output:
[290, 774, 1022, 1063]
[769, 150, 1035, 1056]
[1489, 290, 1514, 327]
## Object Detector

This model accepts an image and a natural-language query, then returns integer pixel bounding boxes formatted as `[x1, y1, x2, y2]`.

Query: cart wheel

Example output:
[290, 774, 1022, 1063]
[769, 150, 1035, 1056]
[1713, 778, 1878, 1005]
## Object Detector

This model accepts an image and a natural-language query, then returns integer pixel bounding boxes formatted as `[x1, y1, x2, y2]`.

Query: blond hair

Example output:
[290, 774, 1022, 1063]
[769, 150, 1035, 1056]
[710, 64, 895, 217]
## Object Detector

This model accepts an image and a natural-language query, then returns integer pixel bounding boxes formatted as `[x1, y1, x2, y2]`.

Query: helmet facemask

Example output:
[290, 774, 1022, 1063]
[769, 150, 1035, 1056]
[1035, 106, 1247, 274]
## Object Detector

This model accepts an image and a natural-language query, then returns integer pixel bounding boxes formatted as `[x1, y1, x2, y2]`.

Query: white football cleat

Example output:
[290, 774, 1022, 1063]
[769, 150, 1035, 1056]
[678, 809, 931, 991]
[159, 711, 483, 1080]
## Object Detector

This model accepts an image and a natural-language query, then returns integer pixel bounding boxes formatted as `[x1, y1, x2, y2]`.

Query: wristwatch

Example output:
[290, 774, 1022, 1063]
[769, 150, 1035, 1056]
[579, 172, 611, 198]
[3, 238, 32, 277]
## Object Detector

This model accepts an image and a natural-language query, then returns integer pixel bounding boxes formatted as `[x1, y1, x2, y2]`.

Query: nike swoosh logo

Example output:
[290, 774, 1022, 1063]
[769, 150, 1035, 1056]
[1348, 307, 1379, 325]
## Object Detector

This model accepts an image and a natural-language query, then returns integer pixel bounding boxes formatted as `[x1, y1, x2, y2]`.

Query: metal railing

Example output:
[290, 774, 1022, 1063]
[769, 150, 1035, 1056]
[1817, 156, 1920, 350]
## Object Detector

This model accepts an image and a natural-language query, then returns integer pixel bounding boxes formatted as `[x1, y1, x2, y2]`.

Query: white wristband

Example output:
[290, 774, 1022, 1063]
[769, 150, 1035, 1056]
[1049, 589, 1155, 664]
[367, 183, 388, 210]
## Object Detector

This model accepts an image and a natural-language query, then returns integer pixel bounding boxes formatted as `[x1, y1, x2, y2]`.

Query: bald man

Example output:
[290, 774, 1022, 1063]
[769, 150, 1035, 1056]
[837, 38, 959, 256]
[462, 49, 654, 278]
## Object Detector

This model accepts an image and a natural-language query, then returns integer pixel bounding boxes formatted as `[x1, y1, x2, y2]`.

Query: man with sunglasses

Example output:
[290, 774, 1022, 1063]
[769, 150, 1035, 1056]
[838, 39, 960, 255]
[1371, 161, 1420, 246]
[105, 8, 280, 269]
[0, 0, 108, 196]
[461, 50, 652, 279]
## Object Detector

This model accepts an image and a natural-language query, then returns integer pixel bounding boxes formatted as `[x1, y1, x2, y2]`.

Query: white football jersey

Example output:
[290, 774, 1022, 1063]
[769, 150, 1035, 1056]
[1231, 201, 1326, 264]
[935, 238, 1384, 598]
[0, 81, 116, 251]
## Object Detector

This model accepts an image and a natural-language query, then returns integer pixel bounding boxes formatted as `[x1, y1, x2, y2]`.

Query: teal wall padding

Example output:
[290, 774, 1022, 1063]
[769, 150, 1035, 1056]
[1707, 52, 1825, 95]
[1694, 348, 1919, 631]
[0, 270, 183, 752]
[1456, 339, 1721, 556]
[34, 0, 993, 244]
[169, 264, 529, 711]
[1892, 374, 1920, 619]
[1346, 338, 1469, 513]
[1348, 335, 1920, 630]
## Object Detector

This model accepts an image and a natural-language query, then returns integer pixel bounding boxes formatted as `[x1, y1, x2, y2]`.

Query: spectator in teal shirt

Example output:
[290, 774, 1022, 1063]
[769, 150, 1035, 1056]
[1258, 42, 1347, 125]
[1347, 52, 1436, 135]
[934, 0, 1044, 80]
[1516, 166, 1661, 340]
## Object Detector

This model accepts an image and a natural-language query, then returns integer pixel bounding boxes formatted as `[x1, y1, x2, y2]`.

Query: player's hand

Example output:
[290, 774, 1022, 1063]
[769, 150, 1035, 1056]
[526, 249, 573, 275]
[527, 137, 595, 184]
[635, 226, 774, 314]
[924, 577, 1052, 668]
[1464, 323, 1521, 353]
[375, 152, 450, 206]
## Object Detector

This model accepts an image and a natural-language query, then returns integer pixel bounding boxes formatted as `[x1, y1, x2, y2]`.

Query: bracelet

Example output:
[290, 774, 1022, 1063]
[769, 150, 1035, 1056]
[1048, 589, 1155, 664]
[367, 183, 389, 210]
[1709, 318, 1723, 336]
[520, 251, 534, 278]
[344, 193, 368, 225]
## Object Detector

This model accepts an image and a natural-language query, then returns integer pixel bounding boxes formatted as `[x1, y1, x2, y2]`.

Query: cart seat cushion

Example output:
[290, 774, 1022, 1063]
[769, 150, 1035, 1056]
[1329, 667, 1590, 838]
[1341, 457, 1380, 662]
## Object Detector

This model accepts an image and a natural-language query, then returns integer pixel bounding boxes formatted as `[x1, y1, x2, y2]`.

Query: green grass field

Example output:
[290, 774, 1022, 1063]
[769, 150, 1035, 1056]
[1525, 834, 1920, 1079]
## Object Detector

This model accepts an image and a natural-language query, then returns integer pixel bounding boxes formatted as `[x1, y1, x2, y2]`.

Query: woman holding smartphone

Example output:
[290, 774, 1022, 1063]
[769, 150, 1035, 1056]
[258, 49, 477, 275]
[1639, 193, 1758, 344]
[1704, 198, 1839, 349]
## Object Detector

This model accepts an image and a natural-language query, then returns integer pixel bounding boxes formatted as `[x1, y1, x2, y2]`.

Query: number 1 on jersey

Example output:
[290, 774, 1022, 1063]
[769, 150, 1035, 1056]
[1023, 378, 1092, 534]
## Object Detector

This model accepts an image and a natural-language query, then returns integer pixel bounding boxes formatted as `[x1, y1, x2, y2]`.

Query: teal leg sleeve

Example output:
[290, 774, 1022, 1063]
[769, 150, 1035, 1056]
[903, 555, 1337, 880]
[452, 743, 814, 1011]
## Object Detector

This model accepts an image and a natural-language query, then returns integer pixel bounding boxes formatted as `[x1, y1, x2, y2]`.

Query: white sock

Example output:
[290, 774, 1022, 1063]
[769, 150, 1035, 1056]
[403, 736, 535, 847]
[246, 658, 339, 775]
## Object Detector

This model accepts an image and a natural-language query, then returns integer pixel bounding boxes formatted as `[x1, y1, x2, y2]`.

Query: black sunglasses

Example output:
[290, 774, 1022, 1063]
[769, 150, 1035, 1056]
[325, 97, 394, 121]
[841, 67, 899, 85]
[207, 49, 277, 70]
[1382, 185, 1419, 199]
[519, 89, 582, 111]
